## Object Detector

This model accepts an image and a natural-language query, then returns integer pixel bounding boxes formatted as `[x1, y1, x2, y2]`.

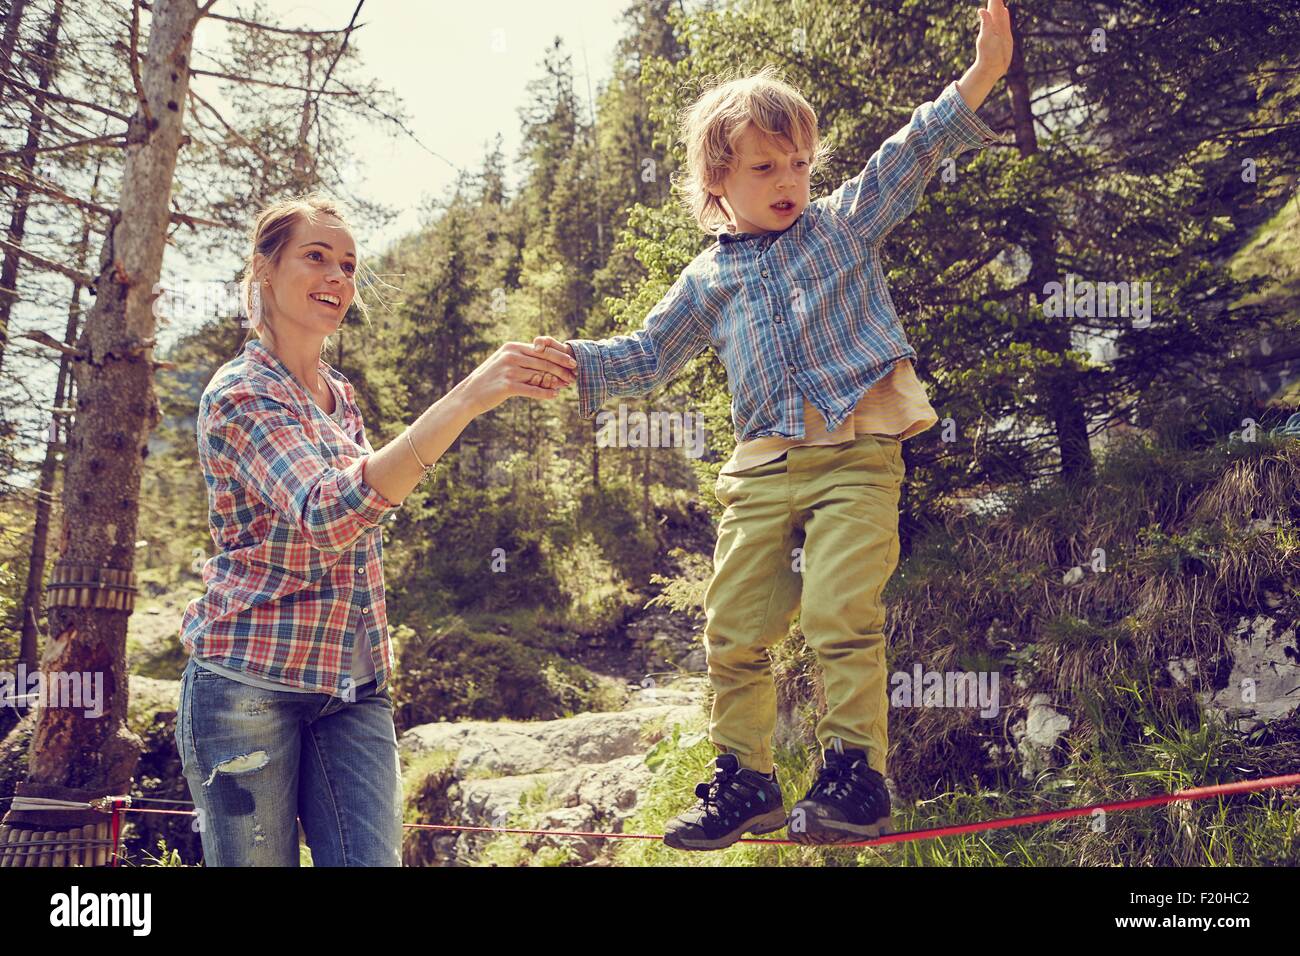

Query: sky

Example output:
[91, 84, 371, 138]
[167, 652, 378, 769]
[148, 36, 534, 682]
[204, 0, 636, 252]
[5, 0, 637, 473]
[146, 0, 637, 351]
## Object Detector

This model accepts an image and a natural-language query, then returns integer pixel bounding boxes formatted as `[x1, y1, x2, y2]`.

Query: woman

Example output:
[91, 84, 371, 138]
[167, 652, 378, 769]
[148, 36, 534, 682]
[174, 193, 578, 866]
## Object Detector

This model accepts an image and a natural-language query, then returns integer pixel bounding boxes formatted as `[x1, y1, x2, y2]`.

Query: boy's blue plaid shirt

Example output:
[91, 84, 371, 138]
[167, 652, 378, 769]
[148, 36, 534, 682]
[568, 81, 1003, 441]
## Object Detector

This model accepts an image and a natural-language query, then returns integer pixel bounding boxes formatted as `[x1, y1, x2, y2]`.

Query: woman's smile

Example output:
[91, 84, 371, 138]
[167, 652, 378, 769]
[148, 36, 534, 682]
[309, 291, 342, 311]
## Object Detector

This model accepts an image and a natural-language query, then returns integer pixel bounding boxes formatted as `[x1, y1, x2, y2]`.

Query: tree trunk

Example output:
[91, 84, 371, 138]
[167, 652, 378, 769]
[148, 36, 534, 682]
[0, 0, 202, 867]
[642, 402, 650, 522]
[18, 155, 102, 674]
[0, 0, 58, 379]
[1004, 5, 1093, 486]
[292, 44, 316, 190]
[0, 0, 29, 104]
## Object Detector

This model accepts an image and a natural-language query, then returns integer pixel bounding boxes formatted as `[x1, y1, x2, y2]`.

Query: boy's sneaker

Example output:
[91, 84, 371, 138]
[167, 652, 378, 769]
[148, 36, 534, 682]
[787, 745, 894, 844]
[662, 753, 787, 851]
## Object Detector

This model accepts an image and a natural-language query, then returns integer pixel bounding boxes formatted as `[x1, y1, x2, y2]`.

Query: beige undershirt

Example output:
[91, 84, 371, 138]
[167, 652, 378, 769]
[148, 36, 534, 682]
[721, 359, 937, 474]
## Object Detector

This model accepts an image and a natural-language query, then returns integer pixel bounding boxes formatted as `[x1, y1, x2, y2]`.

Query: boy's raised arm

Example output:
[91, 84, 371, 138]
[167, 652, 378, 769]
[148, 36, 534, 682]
[822, 0, 1013, 246]
[956, 0, 1014, 113]
[536, 271, 711, 420]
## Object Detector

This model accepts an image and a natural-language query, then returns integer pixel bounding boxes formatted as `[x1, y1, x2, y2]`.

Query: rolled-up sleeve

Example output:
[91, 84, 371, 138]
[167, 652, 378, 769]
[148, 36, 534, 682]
[823, 80, 1005, 246]
[566, 273, 711, 419]
[203, 385, 397, 554]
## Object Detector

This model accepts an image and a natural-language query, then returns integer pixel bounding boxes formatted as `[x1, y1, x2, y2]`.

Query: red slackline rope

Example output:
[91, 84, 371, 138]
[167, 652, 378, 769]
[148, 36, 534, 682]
[80, 772, 1300, 849]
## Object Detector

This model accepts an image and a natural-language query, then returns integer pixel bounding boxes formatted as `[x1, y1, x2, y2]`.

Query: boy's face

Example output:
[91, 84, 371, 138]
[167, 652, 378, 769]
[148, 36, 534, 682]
[708, 124, 811, 236]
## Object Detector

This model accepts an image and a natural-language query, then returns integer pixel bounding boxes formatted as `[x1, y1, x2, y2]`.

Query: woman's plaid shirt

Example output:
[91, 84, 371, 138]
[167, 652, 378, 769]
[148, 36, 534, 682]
[567, 81, 1004, 442]
[179, 338, 399, 696]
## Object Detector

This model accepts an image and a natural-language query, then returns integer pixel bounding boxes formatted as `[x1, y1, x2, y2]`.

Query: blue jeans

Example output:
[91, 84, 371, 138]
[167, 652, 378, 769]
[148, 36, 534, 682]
[174, 657, 403, 866]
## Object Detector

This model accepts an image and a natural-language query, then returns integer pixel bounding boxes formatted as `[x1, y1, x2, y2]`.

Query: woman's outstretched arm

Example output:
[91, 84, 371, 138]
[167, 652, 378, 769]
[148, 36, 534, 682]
[363, 340, 578, 505]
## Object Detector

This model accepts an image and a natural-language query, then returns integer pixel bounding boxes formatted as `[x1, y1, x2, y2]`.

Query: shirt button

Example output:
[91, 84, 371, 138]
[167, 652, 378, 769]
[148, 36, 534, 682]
[356, 566, 365, 574]
[774, 314, 783, 323]
[760, 270, 769, 278]
[362, 606, 370, 614]
[787, 363, 796, 373]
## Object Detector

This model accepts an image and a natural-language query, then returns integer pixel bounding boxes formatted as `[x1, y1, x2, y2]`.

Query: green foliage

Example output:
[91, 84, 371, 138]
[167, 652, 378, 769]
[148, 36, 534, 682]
[387, 450, 645, 635]
[0, 559, 17, 660]
[643, 721, 707, 772]
[1132, 525, 1223, 576]
[621, 666, 1298, 867]
[389, 466, 554, 619]
[633, 0, 1300, 509]
[137, 837, 189, 868]
[393, 205, 494, 412]
[394, 614, 602, 724]
[400, 749, 460, 868]
[572, 476, 659, 597]
[645, 547, 712, 619]
[1039, 612, 1129, 648]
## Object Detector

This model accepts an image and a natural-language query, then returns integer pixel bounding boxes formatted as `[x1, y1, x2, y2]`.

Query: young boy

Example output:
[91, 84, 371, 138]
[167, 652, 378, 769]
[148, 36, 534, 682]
[533, 0, 1012, 849]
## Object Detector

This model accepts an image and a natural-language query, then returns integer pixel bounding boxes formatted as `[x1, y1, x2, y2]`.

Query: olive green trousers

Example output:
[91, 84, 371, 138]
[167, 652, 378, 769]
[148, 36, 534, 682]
[703, 432, 905, 776]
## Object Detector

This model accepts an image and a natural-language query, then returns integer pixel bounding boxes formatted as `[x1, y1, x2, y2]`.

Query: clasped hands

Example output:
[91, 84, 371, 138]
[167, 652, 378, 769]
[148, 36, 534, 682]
[525, 335, 577, 391]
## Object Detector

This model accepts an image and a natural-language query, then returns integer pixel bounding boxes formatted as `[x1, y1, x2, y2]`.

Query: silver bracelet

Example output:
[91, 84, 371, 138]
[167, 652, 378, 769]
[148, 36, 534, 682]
[403, 429, 433, 472]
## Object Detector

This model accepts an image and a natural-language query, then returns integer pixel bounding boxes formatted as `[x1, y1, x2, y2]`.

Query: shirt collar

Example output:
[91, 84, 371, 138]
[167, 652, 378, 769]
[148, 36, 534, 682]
[243, 337, 335, 392]
[716, 227, 760, 244]
[243, 336, 279, 371]
[714, 206, 811, 249]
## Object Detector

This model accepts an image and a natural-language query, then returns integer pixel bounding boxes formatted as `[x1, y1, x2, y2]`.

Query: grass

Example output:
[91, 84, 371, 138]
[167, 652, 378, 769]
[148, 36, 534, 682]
[608, 676, 1298, 867]
[605, 425, 1300, 867]
[1230, 191, 1300, 317]
[463, 777, 579, 867]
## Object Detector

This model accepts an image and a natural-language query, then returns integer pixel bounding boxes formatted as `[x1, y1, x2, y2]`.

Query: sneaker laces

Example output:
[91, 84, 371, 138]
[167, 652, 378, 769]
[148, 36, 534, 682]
[812, 754, 873, 802]
[696, 763, 751, 820]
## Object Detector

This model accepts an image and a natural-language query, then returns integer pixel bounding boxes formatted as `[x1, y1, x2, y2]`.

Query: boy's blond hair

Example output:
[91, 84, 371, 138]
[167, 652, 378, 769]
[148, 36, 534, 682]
[674, 64, 831, 235]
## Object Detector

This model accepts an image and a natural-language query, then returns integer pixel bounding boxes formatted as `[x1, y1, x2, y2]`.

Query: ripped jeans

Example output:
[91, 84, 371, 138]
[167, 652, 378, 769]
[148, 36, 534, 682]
[174, 656, 404, 866]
